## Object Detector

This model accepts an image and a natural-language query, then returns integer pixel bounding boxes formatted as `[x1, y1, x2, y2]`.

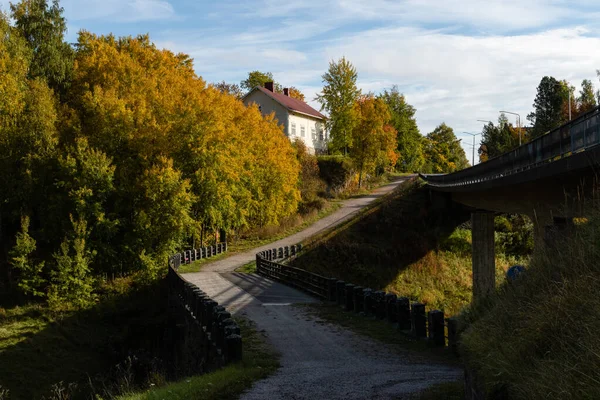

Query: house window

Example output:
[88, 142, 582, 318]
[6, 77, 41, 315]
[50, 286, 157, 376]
[300, 126, 305, 137]
[311, 127, 316, 139]
[291, 122, 296, 136]
[319, 129, 324, 141]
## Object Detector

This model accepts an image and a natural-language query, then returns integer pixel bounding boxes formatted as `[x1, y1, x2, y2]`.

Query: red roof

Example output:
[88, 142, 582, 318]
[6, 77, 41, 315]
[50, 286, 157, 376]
[251, 86, 326, 120]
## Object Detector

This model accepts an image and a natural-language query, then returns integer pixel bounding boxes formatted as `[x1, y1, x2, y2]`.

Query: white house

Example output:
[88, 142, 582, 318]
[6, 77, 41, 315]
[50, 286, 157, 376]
[243, 82, 328, 154]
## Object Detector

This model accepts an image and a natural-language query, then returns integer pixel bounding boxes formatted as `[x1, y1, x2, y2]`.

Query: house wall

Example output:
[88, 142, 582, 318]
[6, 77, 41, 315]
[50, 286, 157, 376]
[244, 90, 327, 154]
[244, 91, 289, 132]
[288, 113, 327, 154]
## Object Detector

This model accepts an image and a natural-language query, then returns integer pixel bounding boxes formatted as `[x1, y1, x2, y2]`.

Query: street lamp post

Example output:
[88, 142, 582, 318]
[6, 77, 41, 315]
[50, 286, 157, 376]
[462, 132, 481, 166]
[499, 111, 522, 145]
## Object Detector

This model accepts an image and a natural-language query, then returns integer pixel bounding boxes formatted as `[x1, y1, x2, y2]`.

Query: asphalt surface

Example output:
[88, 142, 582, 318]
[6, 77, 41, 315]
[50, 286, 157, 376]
[183, 176, 463, 399]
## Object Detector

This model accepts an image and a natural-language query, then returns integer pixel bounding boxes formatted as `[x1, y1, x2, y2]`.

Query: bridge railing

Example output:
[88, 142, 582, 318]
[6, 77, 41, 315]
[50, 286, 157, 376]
[255, 245, 458, 351]
[423, 106, 600, 187]
[166, 261, 242, 371]
[168, 242, 227, 271]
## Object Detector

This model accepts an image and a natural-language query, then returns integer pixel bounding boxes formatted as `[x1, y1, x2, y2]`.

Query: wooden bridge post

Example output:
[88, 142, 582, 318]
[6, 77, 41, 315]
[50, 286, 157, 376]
[471, 211, 495, 302]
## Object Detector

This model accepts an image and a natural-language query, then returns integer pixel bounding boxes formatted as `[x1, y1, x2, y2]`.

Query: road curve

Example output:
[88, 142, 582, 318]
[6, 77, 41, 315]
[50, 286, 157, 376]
[196, 176, 411, 274]
[183, 175, 462, 399]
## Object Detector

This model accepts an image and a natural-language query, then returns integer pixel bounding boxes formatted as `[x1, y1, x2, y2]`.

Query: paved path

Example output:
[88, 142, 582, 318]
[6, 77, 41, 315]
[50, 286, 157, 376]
[196, 177, 410, 273]
[183, 176, 462, 399]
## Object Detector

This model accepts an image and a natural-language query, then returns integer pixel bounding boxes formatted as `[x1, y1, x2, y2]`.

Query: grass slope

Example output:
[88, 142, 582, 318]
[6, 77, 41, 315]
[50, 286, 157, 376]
[0, 280, 168, 399]
[460, 212, 600, 399]
[119, 318, 279, 400]
[291, 180, 526, 316]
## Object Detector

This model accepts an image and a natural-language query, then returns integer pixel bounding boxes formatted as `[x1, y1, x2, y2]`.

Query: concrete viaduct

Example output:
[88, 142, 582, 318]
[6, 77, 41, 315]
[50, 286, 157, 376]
[421, 106, 600, 301]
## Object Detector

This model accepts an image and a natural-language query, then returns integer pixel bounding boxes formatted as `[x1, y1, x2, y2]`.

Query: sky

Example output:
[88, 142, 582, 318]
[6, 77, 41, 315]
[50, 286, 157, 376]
[3, 0, 600, 163]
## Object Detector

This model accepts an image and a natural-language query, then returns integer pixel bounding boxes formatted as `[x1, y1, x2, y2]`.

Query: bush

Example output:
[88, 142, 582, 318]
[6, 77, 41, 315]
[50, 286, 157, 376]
[317, 155, 356, 195]
[293, 139, 326, 203]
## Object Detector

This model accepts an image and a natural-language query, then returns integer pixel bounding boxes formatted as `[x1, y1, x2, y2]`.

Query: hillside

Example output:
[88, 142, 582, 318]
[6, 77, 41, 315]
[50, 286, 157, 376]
[290, 179, 528, 316]
[460, 210, 600, 399]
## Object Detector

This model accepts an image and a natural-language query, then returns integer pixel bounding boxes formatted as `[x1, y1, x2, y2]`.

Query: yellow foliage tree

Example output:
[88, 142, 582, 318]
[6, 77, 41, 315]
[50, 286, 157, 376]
[350, 95, 398, 187]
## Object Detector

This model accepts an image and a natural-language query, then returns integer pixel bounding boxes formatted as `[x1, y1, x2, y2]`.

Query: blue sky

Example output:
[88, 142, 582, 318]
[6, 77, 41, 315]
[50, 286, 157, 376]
[3, 0, 600, 163]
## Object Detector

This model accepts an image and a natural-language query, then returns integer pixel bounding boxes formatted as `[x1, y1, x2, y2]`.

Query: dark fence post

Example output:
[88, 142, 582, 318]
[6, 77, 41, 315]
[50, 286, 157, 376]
[363, 288, 373, 316]
[447, 317, 459, 355]
[336, 281, 345, 306]
[328, 278, 337, 302]
[344, 284, 355, 311]
[225, 334, 242, 363]
[428, 310, 445, 347]
[411, 303, 427, 338]
[385, 293, 397, 323]
[353, 286, 364, 313]
[374, 291, 386, 319]
[396, 297, 411, 330]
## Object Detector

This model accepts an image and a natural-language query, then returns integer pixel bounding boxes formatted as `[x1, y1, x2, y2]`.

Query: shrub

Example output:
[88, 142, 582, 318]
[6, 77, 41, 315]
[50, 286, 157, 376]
[317, 155, 355, 195]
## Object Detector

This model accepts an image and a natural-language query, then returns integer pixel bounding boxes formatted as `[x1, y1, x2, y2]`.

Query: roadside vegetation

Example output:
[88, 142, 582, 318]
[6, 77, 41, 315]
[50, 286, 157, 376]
[459, 208, 600, 399]
[118, 318, 279, 400]
[291, 179, 532, 317]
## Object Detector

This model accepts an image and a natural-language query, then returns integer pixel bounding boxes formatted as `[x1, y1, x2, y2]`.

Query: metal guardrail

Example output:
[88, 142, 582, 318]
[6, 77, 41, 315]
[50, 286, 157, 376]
[255, 245, 458, 350]
[422, 106, 600, 188]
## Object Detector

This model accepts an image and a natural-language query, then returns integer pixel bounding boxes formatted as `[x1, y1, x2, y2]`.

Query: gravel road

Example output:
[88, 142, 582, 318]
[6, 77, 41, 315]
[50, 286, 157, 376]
[183, 176, 463, 399]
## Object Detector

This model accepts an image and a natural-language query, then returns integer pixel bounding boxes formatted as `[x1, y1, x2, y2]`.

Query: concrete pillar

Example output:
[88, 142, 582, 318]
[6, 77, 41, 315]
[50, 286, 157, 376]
[471, 211, 495, 301]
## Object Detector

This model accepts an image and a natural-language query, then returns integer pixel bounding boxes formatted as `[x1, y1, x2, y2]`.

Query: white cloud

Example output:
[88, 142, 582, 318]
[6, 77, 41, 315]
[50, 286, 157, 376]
[321, 26, 600, 137]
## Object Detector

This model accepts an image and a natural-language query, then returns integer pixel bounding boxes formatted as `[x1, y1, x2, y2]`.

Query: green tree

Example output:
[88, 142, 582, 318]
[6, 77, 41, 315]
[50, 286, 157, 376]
[10, 0, 74, 96]
[212, 81, 244, 99]
[578, 79, 597, 114]
[316, 57, 361, 155]
[378, 86, 424, 172]
[478, 114, 520, 161]
[350, 95, 398, 187]
[240, 70, 282, 92]
[47, 217, 96, 310]
[423, 123, 469, 173]
[9, 215, 46, 297]
[527, 76, 570, 138]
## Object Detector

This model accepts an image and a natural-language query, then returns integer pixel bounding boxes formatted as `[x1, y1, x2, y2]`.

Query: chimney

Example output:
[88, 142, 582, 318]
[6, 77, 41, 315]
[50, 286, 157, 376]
[264, 81, 274, 92]
[283, 88, 289, 96]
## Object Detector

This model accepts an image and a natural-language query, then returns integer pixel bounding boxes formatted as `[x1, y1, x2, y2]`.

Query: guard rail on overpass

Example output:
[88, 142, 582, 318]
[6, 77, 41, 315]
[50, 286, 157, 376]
[421, 106, 600, 189]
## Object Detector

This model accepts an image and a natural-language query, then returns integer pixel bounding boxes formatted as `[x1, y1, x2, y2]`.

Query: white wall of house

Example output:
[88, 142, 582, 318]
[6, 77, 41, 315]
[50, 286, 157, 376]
[288, 113, 327, 153]
[244, 90, 327, 154]
[244, 90, 289, 131]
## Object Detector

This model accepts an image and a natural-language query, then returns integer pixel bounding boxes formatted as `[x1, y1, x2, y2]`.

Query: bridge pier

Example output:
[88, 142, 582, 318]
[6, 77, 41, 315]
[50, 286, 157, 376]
[471, 211, 495, 301]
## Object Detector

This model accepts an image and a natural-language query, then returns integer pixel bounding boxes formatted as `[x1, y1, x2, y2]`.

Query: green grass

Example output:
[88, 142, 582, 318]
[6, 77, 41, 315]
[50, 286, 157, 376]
[0, 280, 169, 399]
[118, 318, 279, 400]
[458, 208, 600, 399]
[290, 181, 529, 317]
[235, 260, 256, 274]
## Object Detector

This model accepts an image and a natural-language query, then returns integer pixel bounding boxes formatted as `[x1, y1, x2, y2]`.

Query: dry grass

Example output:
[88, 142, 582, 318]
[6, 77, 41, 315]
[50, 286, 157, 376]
[460, 209, 600, 399]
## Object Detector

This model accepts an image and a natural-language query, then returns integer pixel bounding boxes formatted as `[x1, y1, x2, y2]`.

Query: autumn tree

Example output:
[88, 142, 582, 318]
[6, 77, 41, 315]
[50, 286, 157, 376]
[378, 86, 424, 172]
[423, 123, 469, 173]
[288, 86, 306, 101]
[10, 0, 74, 97]
[350, 95, 398, 187]
[316, 57, 361, 155]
